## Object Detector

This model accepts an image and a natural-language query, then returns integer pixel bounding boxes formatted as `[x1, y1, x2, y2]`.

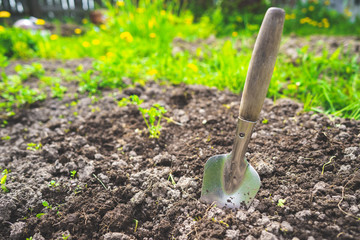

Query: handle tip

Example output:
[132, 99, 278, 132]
[266, 7, 285, 18]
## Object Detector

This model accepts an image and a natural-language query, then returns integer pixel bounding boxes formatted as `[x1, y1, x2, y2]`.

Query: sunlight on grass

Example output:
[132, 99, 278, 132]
[0, 0, 359, 119]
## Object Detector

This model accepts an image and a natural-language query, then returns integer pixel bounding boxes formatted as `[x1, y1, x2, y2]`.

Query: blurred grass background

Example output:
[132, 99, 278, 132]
[0, 0, 359, 120]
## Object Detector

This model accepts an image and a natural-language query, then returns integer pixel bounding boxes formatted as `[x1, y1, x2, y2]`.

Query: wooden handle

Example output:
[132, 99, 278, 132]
[239, 7, 285, 121]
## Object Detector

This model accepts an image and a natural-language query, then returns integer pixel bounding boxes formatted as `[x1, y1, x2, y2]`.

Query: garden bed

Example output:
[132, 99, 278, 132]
[0, 60, 359, 240]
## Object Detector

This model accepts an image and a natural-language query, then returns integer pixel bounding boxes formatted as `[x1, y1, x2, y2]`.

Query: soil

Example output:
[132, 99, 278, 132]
[1, 57, 360, 239]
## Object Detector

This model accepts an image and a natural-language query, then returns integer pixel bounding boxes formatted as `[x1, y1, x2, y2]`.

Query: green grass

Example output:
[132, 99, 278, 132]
[0, 0, 359, 119]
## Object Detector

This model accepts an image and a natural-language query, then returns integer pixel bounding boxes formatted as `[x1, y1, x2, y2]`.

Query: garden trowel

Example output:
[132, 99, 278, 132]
[200, 8, 285, 208]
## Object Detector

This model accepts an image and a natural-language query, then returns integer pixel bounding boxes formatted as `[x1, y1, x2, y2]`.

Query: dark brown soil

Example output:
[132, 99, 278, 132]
[0, 59, 359, 240]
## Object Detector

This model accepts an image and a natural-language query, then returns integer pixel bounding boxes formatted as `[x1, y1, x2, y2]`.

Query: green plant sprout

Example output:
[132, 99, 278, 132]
[36, 200, 57, 218]
[1, 120, 8, 128]
[62, 234, 71, 240]
[134, 219, 139, 233]
[42, 200, 52, 209]
[14, 62, 45, 80]
[70, 170, 78, 179]
[139, 104, 167, 138]
[50, 83, 67, 99]
[168, 173, 176, 185]
[49, 180, 59, 188]
[321, 156, 336, 175]
[118, 94, 144, 107]
[1, 135, 11, 140]
[27, 142, 42, 151]
[1, 169, 9, 193]
[118, 95, 167, 138]
[277, 199, 286, 207]
[36, 213, 45, 218]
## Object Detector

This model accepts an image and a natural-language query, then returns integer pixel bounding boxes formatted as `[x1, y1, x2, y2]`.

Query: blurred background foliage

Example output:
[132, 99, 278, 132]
[0, 0, 359, 119]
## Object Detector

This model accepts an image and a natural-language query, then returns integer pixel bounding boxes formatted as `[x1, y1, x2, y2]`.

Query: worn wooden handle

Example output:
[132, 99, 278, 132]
[239, 7, 285, 122]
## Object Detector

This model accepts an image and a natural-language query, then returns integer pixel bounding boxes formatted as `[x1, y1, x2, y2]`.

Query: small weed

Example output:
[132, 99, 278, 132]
[36, 200, 58, 218]
[62, 234, 71, 240]
[70, 170, 77, 179]
[50, 83, 67, 99]
[277, 199, 286, 207]
[118, 94, 143, 107]
[42, 200, 52, 209]
[168, 172, 176, 185]
[1, 169, 9, 193]
[26, 142, 42, 151]
[262, 118, 269, 124]
[1, 120, 8, 128]
[49, 180, 59, 188]
[1, 135, 11, 140]
[211, 217, 230, 227]
[26, 237, 33, 240]
[139, 104, 167, 138]
[36, 213, 45, 218]
[321, 156, 336, 175]
[118, 95, 167, 138]
[73, 185, 83, 195]
[134, 219, 139, 233]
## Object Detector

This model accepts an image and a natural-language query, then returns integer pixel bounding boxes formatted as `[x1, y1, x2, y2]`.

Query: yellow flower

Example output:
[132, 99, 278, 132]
[185, 17, 192, 25]
[160, 10, 166, 16]
[149, 32, 156, 38]
[82, 18, 88, 24]
[100, 56, 106, 61]
[310, 20, 317, 26]
[300, 17, 311, 24]
[100, 24, 107, 30]
[344, 8, 352, 17]
[50, 34, 59, 40]
[35, 19, 45, 25]
[74, 28, 82, 34]
[308, 5, 315, 11]
[0, 11, 11, 18]
[147, 69, 158, 75]
[82, 41, 90, 48]
[232, 31, 238, 37]
[120, 32, 133, 43]
[168, 14, 175, 22]
[318, 23, 323, 28]
[136, 8, 145, 14]
[324, 0, 330, 6]
[116, 1, 125, 7]
[322, 18, 330, 28]
[0, 26, 5, 32]
[106, 52, 115, 58]
[187, 63, 198, 72]
[148, 18, 156, 29]
[92, 39, 100, 45]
